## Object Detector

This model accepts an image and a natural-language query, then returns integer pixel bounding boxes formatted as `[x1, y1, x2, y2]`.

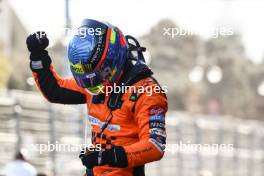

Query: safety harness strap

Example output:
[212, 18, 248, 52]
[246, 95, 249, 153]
[107, 62, 153, 111]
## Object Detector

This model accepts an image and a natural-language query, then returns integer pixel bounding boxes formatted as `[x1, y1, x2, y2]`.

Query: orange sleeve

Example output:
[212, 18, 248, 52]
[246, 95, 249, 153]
[124, 86, 167, 167]
[49, 65, 88, 95]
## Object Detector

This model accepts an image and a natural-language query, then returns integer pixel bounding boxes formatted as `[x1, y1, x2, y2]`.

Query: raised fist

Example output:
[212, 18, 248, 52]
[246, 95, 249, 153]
[26, 31, 49, 53]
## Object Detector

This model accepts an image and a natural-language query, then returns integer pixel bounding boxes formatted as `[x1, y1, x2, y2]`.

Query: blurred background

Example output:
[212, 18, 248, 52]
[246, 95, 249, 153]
[0, 0, 264, 175]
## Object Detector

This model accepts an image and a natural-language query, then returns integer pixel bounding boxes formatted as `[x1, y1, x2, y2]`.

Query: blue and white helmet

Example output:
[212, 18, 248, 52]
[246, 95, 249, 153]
[68, 19, 128, 94]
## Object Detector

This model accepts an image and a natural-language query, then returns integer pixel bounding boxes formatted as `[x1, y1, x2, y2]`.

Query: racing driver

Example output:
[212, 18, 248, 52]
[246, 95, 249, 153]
[26, 19, 167, 176]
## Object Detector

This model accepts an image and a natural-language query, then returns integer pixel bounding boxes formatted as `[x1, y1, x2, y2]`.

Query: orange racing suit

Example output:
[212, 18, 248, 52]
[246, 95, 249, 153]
[31, 59, 167, 176]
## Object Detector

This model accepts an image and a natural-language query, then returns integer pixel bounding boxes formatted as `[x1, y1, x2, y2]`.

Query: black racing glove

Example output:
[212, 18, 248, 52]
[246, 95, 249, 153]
[79, 145, 128, 169]
[26, 31, 49, 56]
[26, 31, 51, 70]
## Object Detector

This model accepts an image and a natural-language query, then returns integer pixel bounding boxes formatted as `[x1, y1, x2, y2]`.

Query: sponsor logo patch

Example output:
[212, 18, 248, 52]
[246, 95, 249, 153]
[149, 138, 166, 152]
[31, 61, 43, 69]
[150, 114, 165, 123]
[149, 106, 165, 129]
[150, 128, 166, 145]
[148, 106, 166, 153]
[150, 128, 167, 138]
[150, 133, 166, 144]
[150, 106, 165, 116]
[150, 122, 165, 129]
[88, 115, 120, 131]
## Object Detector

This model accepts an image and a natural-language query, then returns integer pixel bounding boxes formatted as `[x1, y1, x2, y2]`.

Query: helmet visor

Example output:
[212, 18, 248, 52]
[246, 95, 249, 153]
[72, 70, 103, 87]
[72, 70, 105, 94]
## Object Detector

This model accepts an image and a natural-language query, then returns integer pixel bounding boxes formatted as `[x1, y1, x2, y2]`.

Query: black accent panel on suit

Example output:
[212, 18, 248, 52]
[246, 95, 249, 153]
[34, 68, 86, 104]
